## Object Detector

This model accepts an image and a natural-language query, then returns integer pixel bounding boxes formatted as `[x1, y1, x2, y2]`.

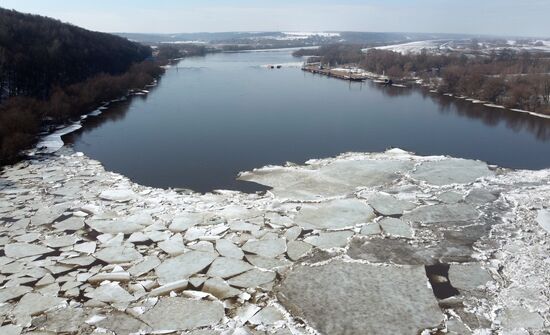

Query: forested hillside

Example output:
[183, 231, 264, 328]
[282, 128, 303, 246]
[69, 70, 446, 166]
[0, 8, 151, 101]
[0, 8, 161, 164]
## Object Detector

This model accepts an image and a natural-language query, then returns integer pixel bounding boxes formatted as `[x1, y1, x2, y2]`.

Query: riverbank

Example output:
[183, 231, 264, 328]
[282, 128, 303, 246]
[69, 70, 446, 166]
[0, 148, 548, 334]
[303, 62, 550, 121]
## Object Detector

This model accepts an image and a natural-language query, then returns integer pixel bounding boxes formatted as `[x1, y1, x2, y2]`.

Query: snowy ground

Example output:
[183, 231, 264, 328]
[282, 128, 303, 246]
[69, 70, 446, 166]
[364, 39, 550, 55]
[0, 148, 549, 334]
[363, 40, 452, 54]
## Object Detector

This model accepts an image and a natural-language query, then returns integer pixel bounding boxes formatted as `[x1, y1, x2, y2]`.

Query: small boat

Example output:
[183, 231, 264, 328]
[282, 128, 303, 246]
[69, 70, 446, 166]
[276, 65, 282, 69]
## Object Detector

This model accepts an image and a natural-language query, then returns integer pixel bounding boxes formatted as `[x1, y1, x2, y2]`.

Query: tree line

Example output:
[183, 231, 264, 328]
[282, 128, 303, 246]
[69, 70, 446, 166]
[0, 8, 163, 164]
[296, 44, 550, 114]
[0, 8, 152, 101]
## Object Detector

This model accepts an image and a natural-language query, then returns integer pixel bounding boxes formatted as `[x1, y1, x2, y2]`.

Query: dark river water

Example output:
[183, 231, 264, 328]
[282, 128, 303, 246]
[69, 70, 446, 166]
[65, 49, 550, 193]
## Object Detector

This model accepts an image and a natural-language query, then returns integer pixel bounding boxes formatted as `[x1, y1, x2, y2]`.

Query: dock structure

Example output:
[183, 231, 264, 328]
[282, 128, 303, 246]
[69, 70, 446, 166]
[301, 63, 369, 82]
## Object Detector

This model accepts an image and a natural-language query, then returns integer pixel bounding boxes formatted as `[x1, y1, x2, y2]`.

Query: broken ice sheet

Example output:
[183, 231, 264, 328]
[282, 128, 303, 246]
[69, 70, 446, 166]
[202, 277, 241, 299]
[206, 257, 253, 278]
[378, 217, 414, 238]
[215, 238, 244, 259]
[94, 246, 143, 264]
[139, 297, 224, 331]
[367, 192, 416, 216]
[227, 269, 276, 288]
[5, 243, 53, 259]
[277, 261, 443, 334]
[304, 231, 354, 249]
[242, 238, 286, 258]
[411, 158, 493, 185]
[86, 282, 136, 304]
[155, 250, 217, 284]
[294, 198, 375, 230]
[98, 189, 136, 202]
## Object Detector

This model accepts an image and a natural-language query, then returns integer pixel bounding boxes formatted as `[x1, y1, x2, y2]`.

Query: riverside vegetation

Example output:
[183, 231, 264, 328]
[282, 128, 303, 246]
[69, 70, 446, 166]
[296, 44, 550, 114]
[0, 8, 165, 164]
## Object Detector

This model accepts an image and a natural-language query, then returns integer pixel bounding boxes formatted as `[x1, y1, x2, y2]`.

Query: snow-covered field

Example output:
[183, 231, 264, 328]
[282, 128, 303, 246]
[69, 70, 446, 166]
[364, 39, 550, 55]
[363, 40, 450, 54]
[277, 32, 340, 41]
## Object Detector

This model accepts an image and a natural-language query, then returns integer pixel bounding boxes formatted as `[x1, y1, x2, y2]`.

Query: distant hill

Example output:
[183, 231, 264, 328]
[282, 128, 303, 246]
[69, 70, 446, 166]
[117, 31, 479, 47]
[0, 7, 151, 101]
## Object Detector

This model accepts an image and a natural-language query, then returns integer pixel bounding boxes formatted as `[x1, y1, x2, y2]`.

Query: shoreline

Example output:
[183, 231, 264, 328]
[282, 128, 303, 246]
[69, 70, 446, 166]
[302, 63, 550, 120]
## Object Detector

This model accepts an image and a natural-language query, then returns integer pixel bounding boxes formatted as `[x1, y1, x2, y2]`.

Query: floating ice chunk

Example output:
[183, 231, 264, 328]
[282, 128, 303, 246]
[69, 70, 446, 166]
[98, 189, 136, 202]
[283, 226, 302, 240]
[465, 188, 498, 205]
[88, 272, 131, 283]
[242, 238, 286, 258]
[155, 251, 218, 284]
[41, 308, 90, 333]
[202, 277, 241, 299]
[59, 255, 95, 266]
[286, 240, 312, 261]
[168, 213, 203, 232]
[94, 246, 143, 264]
[379, 218, 414, 238]
[249, 305, 285, 325]
[0, 286, 33, 303]
[87, 219, 144, 234]
[246, 255, 291, 270]
[86, 283, 136, 303]
[207, 257, 253, 278]
[128, 255, 161, 278]
[158, 234, 187, 256]
[294, 199, 375, 230]
[499, 307, 545, 331]
[149, 279, 189, 297]
[535, 209, 550, 233]
[14, 233, 40, 243]
[139, 298, 224, 331]
[13, 293, 66, 323]
[367, 193, 416, 216]
[74, 242, 97, 254]
[95, 311, 152, 334]
[402, 203, 479, 224]
[215, 239, 245, 259]
[277, 262, 443, 334]
[44, 235, 79, 248]
[448, 264, 492, 291]
[227, 269, 276, 288]
[304, 231, 354, 249]
[184, 227, 207, 241]
[54, 216, 85, 231]
[5, 243, 53, 259]
[412, 159, 493, 185]
[360, 222, 382, 235]
[229, 220, 260, 233]
[188, 241, 216, 253]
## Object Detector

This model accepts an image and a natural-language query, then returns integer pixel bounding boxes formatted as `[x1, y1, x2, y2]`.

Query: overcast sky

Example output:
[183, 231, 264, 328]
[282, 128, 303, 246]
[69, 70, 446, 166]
[2, 0, 549, 37]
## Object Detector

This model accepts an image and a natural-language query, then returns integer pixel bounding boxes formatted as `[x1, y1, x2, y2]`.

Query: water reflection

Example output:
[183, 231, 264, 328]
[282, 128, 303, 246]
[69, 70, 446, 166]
[368, 81, 550, 141]
[65, 50, 550, 192]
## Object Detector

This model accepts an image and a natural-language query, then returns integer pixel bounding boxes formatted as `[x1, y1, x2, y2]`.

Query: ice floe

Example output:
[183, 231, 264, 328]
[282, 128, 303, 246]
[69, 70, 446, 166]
[0, 148, 548, 334]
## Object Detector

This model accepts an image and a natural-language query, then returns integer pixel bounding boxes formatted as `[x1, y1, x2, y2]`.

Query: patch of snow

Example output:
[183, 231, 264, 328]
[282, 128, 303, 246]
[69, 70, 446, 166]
[35, 123, 82, 153]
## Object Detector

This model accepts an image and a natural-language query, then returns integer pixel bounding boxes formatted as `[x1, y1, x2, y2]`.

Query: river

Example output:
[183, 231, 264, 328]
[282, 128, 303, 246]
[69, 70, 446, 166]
[65, 49, 550, 192]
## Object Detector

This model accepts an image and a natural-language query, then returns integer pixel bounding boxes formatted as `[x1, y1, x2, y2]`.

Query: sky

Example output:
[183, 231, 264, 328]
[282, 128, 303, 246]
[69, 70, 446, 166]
[1, 0, 549, 37]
